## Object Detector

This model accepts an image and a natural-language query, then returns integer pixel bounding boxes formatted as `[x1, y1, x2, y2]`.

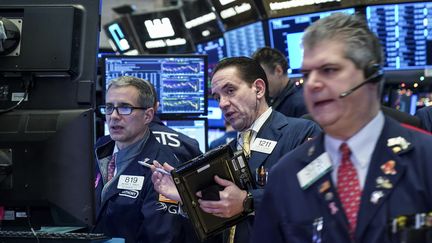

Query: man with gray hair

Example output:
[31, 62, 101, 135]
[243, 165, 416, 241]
[93, 76, 181, 242]
[251, 13, 432, 243]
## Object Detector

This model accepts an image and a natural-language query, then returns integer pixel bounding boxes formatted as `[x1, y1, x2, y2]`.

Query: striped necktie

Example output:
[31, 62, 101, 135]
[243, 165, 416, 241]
[242, 130, 252, 157]
[107, 153, 117, 182]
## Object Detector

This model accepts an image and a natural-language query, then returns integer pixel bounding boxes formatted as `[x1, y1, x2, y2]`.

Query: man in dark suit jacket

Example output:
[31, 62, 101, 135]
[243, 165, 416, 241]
[252, 47, 308, 118]
[252, 13, 432, 243]
[151, 57, 321, 243]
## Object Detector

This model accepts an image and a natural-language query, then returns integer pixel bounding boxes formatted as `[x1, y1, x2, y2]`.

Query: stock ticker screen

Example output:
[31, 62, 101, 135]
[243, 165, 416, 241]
[268, 8, 355, 78]
[103, 55, 207, 117]
[366, 2, 432, 70]
[195, 37, 227, 78]
[224, 21, 266, 57]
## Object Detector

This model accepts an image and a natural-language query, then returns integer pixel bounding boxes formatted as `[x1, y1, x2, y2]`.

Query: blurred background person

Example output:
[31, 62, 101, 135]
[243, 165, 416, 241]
[252, 47, 308, 118]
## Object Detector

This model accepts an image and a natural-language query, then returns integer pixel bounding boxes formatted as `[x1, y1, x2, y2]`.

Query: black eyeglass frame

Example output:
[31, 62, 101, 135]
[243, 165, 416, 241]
[98, 105, 149, 115]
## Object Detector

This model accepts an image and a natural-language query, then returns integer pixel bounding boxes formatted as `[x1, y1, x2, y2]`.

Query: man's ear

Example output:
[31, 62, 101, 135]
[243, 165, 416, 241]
[253, 79, 266, 98]
[143, 107, 154, 124]
[274, 64, 284, 76]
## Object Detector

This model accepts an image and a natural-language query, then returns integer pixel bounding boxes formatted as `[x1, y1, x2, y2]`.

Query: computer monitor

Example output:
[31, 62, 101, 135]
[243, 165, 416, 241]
[195, 37, 227, 79]
[206, 98, 225, 129]
[103, 55, 208, 118]
[268, 8, 355, 77]
[0, 0, 100, 110]
[366, 2, 432, 71]
[224, 21, 267, 57]
[0, 109, 95, 229]
[208, 128, 226, 147]
[162, 118, 208, 153]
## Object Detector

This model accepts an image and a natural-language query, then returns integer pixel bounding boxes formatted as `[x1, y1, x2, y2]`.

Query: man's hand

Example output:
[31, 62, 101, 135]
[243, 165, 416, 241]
[197, 175, 247, 218]
[151, 161, 182, 203]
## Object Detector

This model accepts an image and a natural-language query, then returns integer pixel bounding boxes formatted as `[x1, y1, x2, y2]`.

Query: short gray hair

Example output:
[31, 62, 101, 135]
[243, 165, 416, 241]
[302, 13, 383, 75]
[107, 76, 154, 108]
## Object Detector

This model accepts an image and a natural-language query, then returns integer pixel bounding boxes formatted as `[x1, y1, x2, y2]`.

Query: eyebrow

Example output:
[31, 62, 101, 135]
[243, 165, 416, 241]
[301, 62, 340, 72]
[211, 82, 232, 96]
[106, 102, 134, 106]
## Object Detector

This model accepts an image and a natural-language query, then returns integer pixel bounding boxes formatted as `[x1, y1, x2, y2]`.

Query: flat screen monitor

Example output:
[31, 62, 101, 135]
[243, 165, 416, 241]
[208, 128, 227, 147]
[268, 8, 355, 77]
[0, 109, 95, 229]
[224, 21, 266, 57]
[195, 37, 227, 79]
[366, 2, 432, 71]
[0, 0, 100, 110]
[206, 98, 225, 128]
[162, 118, 208, 153]
[103, 55, 208, 117]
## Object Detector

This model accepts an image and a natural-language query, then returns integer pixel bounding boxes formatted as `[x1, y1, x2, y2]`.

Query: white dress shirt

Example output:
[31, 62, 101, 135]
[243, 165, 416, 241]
[324, 111, 385, 189]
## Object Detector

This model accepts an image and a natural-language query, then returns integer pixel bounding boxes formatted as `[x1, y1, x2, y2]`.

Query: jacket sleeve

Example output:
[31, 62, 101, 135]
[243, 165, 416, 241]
[137, 151, 182, 243]
[250, 172, 285, 243]
[137, 169, 181, 242]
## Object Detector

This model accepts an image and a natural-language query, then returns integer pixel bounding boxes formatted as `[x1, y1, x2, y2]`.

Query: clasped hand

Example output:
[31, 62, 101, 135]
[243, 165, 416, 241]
[150, 161, 247, 218]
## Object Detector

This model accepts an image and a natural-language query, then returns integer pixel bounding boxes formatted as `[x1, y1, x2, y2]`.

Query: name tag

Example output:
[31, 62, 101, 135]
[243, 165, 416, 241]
[251, 138, 277, 154]
[297, 152, 332, 190]
[117, 175, 144, 190]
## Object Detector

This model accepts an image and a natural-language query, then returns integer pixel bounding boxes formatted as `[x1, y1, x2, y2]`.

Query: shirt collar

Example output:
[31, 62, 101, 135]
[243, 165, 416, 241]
[250, 107, 272, 135]
[325, 111, 384, 168]
[237, 107, 272, 145]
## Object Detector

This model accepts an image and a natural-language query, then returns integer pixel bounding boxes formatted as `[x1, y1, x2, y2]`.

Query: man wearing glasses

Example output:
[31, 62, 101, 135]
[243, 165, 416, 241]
[93, 76, 181, 243]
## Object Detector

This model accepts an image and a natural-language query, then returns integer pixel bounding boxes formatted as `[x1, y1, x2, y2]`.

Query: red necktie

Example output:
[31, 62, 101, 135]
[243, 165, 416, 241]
[107, 153, 116, 181]
[337, 143, 361, 236]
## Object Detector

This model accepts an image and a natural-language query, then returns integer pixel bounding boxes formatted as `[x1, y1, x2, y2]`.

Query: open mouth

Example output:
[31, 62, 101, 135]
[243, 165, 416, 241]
[314, 99, 334, 108]
[224, 111, 235, 120]
[110, 125, 123, 132]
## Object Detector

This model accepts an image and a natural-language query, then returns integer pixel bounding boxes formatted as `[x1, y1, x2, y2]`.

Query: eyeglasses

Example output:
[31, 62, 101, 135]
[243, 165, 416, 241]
[99, 105, 148, 115]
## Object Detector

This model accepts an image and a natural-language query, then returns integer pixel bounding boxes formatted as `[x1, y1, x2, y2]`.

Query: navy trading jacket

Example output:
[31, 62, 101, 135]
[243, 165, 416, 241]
[93, 132, 181, 243]
[150, 116, 202, 163]
[272, 81, 308, 118]
[251, 116, 432, 243]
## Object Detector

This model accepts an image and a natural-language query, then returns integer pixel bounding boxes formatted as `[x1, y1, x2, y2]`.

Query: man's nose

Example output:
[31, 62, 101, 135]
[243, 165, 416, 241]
[219, 96, 230, 109]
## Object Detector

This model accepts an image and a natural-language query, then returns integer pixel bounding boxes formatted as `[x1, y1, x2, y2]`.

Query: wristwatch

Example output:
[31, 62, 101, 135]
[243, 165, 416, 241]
[243, 191, 254, 214]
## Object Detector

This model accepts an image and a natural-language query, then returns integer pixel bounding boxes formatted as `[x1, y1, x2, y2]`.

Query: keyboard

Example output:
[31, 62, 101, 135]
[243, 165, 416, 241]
[0, 230, 107, 240]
